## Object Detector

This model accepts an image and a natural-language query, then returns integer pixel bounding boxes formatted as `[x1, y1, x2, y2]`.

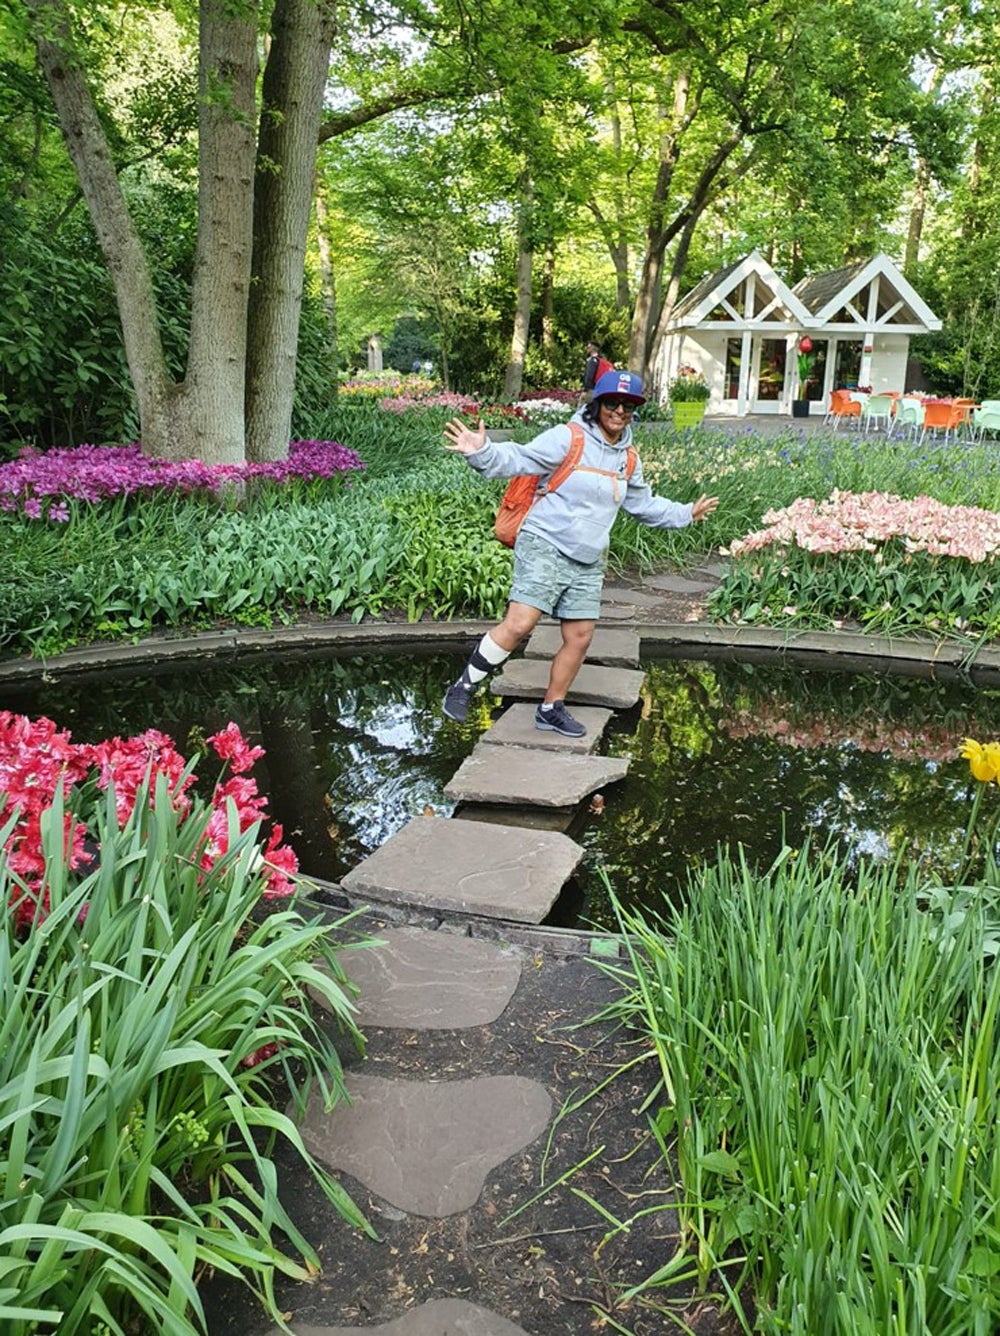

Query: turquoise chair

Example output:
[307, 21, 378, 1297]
[888, 396, 924, 440]
[973, 406, 1000, 441]
[972, 400, 1000, 439]
[859, 393, 894, 433]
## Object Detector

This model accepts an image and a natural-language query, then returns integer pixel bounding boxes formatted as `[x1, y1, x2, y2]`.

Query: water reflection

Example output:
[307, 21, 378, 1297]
[3, 651, 999, 928]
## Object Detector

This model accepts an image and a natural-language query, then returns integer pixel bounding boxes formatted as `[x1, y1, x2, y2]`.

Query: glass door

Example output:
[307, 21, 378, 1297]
[753, 337, 787, 413]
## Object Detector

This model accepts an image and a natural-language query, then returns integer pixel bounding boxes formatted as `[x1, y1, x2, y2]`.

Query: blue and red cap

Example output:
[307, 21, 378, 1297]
[593, 369, 646, 405]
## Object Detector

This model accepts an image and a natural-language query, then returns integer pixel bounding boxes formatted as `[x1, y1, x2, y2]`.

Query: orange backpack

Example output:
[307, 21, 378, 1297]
[493, 423, 637, 547]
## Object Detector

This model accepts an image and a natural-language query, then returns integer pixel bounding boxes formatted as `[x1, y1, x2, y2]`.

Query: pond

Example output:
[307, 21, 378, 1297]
[4, 648, 1000, 929]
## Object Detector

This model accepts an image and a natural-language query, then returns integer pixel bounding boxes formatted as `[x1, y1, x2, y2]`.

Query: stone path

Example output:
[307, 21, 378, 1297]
[243, 618, 675, 1335]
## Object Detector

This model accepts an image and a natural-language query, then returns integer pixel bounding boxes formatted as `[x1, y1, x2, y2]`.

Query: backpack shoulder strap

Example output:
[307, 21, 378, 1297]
[625, 445, 638, 478]
[541, 423, 586, 496]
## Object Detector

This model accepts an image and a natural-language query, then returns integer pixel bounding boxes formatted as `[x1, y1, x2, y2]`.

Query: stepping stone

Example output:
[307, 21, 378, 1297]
[445, 745, 627, 808]
[455, 803, 576, 833]
[313, 927, 522, 1030]
[265, 1297, 530, 1335]
[524, 625, 639, 667]
[298, 1071, 552, 1217]
[341, 816, 584, 922]
[480, 702, 612, 753]
[642, 572, 717, 594]
[492, 658, 645, 708]
[600, 585, 669, 608]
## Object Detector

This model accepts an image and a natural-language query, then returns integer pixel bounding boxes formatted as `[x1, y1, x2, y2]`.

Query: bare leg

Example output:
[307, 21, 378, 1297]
[543, 619, 595, 704]
[491, 600, 545, 653]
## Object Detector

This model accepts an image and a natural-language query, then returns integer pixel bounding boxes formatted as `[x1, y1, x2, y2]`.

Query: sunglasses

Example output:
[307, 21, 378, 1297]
[601, 398, 637, 414]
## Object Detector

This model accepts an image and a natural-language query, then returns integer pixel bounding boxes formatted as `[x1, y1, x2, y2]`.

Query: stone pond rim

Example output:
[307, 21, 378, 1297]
[3, 615, 1000, 685]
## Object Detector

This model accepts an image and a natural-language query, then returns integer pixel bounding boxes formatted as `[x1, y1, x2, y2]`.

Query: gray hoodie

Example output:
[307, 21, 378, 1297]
[465, 410, 693, 565]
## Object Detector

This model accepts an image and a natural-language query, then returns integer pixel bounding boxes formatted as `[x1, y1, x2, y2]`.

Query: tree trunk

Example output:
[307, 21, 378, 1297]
[28, 0, 260, 462]
[26, 0, 173, 451]
[903, 161, 929, 277]
[627, 74, 689, 373]
[183, 0, 259, 465]
[648, 216, 698, 398]
[607, 84, 631, 310]
[503, 175, 533, 401]
[541, 247, 555, 348]
[314, 191, 339, 364]
[245, 0, 336, 461]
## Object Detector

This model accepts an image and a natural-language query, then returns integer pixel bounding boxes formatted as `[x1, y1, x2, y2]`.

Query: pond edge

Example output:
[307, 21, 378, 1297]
[2, 618, 1000, 685]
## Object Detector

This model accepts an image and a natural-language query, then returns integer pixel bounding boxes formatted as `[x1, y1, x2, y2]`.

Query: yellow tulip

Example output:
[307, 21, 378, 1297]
[960, 738, 1000, 783]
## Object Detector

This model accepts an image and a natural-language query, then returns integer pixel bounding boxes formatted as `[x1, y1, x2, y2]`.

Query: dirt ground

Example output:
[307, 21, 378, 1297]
[199, 929, 746, 1336]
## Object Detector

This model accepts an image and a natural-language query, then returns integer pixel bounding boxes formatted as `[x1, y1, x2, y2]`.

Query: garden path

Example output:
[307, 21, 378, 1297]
[202, 584, 739, 1335]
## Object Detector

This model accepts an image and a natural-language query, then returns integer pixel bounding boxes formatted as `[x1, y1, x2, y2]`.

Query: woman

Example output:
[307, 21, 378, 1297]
[441, 370, 718, 736]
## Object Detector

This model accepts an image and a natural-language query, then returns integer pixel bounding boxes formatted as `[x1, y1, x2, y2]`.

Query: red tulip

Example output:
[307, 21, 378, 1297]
[799, 336, 813, 353]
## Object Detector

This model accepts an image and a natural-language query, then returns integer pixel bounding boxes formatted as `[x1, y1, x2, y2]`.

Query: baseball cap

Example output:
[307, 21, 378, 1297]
[593, 369, 646, 404]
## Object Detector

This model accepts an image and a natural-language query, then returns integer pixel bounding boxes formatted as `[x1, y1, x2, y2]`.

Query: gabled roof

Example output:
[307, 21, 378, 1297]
[793, 260, 870, 316]
[793, 253, 940, 330]
[672, 257, 746, 321]
[666, 250, 940, 335]
[667, 250, 813, 330]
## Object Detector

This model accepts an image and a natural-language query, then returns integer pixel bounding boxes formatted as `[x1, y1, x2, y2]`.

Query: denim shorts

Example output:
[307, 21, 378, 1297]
[510, 530, 606, 620]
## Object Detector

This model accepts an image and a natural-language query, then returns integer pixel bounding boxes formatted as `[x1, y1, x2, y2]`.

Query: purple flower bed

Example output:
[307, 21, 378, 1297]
[520, 388, 579, 403]
[0, 440, 364, 519]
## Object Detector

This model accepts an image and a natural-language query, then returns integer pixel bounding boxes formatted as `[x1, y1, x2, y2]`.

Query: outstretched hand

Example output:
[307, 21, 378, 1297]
[692, 494, 719, 522]
[443, 417, 487, 455]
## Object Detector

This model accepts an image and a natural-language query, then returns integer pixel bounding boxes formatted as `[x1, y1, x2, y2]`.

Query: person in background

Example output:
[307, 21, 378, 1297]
[581, 341, 601, 400]
[440, 369, 719, 737]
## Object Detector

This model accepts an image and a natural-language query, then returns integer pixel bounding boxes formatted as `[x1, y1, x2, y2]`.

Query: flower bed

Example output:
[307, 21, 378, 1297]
[711, 489, 1000, 638]
[1, 711, 296, 929]
[727, 489, 1000, 561]
[0, 439, 364, 519]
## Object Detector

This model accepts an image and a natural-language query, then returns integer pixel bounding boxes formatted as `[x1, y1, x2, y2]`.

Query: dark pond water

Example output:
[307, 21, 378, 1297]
[4, 649, 1000, 928]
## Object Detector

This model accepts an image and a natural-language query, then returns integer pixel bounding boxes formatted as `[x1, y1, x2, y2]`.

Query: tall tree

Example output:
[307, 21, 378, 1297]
[25, 0, 258, 462]
[245, 0, 336, 461]
[573, 0, 949, 383]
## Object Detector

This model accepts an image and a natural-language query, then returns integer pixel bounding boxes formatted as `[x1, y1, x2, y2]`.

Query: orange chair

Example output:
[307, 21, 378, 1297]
[824, 389, 862, 429]
[953, 398, 977, 432]
[919, 400, 966, 445]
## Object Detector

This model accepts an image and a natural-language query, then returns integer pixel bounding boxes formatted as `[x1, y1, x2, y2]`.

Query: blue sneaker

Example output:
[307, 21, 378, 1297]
[535, 700, 586, 737]
[443, 680, 475, 722]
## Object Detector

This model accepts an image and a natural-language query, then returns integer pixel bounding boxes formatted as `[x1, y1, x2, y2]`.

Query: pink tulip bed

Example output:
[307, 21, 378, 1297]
[710, 489, 1000, 638]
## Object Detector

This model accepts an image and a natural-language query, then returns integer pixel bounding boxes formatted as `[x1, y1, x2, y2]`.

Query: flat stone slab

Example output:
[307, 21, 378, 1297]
[479, 702, 612, 752]
[600, 585, 671, 608]
[314, 928, 522, 1030]
[341, 816, 584, 922]
[524, 625, 639, 667]
[298, 1072, 552, 1217]
[492, 658, 646, 708]
[445, 745, 628, 807]
[455, 803, 576, 832]
[265, 1298, 530, 1335]
[642, 572, 717, 593]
